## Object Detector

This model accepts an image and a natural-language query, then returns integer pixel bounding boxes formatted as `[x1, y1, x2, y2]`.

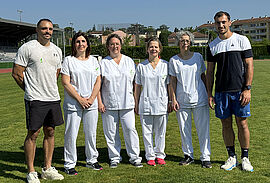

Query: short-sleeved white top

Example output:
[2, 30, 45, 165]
[100, 54, 135, 110]
[15, 40, 62, 101]
[61, 55, 100, 111]
[135, 59, 169, 115]
[169, 52, 208, 108]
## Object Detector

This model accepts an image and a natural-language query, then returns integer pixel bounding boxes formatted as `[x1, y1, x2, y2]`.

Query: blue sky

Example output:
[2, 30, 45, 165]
[1, 0, 269, 31]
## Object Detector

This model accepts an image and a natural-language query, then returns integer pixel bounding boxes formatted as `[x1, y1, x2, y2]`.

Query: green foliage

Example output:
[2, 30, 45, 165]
[63, 44, 270, 61]
[121, 46, 147, 59]
[180, 26, 196, 32]
[251, 45, 270, 59]
[0, 61, 270, 182]
[122, 35, 133, 47]
[90, 44, 107, 57]
[159, 31, 170, 46]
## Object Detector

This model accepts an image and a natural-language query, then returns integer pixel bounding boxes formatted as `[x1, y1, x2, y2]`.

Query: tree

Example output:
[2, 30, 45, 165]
[64, 26, 74, 45]
[180, 26, 196, 32]
[123, 35, 133, 47]
[159, 31, 170, 46]
[158, 24, 170, 31]
[145, 26, 156, 38]
[174, 27, 179, 33]
[127, 23, 146, 46]
[118, 28, 127, 33]
[102, 30, 112, 36]
[92, 24, 96, 31]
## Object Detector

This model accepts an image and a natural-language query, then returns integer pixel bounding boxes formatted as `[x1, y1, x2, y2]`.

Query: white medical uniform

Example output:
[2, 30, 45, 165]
[169, 53, 211, 161]
[61, 55, 101, 169]
[135, 59, 169, 160]
[100, 54, 142, 164]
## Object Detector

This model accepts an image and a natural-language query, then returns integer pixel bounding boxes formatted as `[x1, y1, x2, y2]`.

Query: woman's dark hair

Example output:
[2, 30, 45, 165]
[71, 32, 91, 57]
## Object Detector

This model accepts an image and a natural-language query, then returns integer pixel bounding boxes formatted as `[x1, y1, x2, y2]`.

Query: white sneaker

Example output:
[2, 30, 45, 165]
[242, 157, 254, 172]
[221, 156, 238, 171]
[41, 167, 64, 180]
[27, 172, 40, 183]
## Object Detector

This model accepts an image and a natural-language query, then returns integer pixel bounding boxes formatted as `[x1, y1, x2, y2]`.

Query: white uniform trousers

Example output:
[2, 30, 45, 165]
[176, 105, 211, 161]
[140, 114, 167, 161]
[102, 109, 142, 164]
[64, 109, 99, 169]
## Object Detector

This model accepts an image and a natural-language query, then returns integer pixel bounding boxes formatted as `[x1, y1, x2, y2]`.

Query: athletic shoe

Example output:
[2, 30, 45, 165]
[220, 156, 238, 171]
[110, 162, 118, 168]
[147, 160, 156, 166]
[201, 161, 212, 168]
[179, 155, 194, 166]
[131, 161, 143, 168]
[65, 168, 78, 175]
[41, 167, 64, 180]
[242, 157, 254, 172]
[156, 158, 166, 165]
[26, 172, 40, 183]
[86, 162, 103, 170]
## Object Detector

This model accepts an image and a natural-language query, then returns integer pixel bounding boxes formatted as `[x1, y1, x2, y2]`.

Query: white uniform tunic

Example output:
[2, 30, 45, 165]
[100, 55, 142, 164]
[169, 53, 211, 161]
[135, 59, 169, 160]
[101, 55, 135, 110]
[135, 59, 169, 115]
[169, 53, 208, 108]
[61, 56, 101, 169]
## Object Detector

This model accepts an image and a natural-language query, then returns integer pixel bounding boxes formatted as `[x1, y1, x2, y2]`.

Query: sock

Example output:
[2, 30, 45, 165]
[241, 148, 249, 158]
[226, 146, 235, 157]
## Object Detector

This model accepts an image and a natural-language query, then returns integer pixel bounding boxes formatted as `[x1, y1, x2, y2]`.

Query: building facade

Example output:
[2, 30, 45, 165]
[198, 16, 270, 42]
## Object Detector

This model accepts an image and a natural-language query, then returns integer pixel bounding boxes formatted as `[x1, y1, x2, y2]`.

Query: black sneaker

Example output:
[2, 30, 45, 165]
[65, 168, 78, 175]
[110, 162, 118, 169]
[131, 162, 143, 168]
[179, 155, 194, 166]
[86, 162, 103, 170]
[202, 161, 212, 168]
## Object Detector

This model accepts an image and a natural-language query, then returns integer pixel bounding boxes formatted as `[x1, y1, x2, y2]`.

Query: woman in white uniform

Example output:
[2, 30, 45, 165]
[61, 32, 103, 175]
[134, 37, 170, 166]
[98, 34, 142, 168]
[169, 31, 212, 168]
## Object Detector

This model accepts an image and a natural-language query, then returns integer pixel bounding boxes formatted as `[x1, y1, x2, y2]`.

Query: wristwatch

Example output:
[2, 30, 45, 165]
[244, 85, 252, 90]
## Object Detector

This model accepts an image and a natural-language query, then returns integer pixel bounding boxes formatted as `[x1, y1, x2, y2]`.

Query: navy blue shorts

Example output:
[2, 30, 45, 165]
[25, 100, 64, 131]
[214, 92, 251, 119]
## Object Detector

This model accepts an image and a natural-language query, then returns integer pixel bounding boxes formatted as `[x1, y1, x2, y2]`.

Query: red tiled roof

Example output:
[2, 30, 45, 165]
[232, 17, 270, 25]
[198, 16, 270, 28]
[193, 32, 207, 38]
[168, 32, 207, 38]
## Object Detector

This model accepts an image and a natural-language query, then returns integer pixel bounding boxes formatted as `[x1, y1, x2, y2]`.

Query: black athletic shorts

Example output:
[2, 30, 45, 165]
[25, 100, 64, 131]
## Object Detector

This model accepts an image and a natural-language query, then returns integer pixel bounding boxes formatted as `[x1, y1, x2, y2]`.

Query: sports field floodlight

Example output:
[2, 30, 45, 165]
[17, 10, 23, 22]
[70, 22, 74, 37]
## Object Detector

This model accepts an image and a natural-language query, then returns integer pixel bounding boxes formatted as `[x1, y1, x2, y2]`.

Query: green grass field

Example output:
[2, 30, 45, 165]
[0, 61, 270, 183]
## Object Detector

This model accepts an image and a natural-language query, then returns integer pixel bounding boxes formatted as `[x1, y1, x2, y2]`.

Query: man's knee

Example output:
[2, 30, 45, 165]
[26, 129, 41, 141]
[236, 117, 249, 130]
[43, 126, 55, 138]
[221, 117, 233, 129]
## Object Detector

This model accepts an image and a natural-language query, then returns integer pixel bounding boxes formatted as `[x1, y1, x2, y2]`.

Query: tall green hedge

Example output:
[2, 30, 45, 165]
[64, 45, 270, 60]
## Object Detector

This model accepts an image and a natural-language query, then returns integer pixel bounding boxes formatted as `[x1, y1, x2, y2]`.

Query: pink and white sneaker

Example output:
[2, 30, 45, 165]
[156, 158, 166, 165]
[147, 160, 156, 166]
